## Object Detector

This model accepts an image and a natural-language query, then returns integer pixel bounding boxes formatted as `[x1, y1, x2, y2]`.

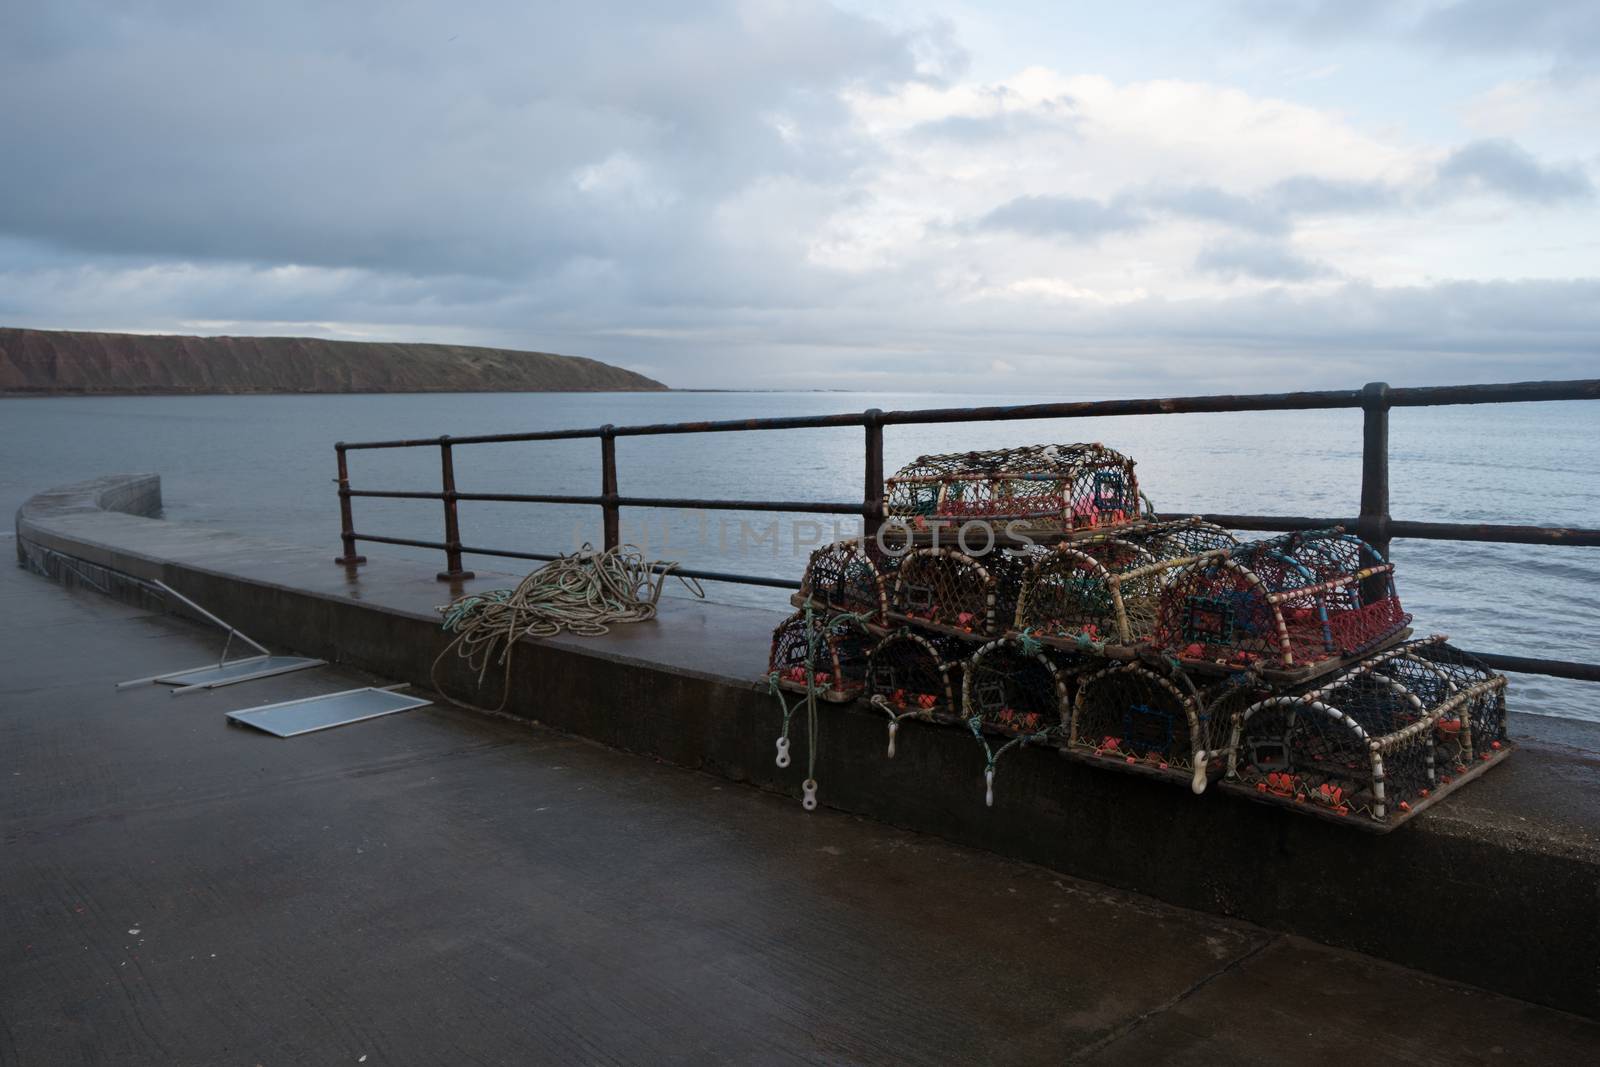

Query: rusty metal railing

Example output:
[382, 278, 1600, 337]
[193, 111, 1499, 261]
[333, 377, 1600, 683]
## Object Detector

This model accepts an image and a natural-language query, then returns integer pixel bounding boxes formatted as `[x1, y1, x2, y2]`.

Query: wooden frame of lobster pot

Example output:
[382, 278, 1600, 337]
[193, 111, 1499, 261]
[793, 538, 893, 622]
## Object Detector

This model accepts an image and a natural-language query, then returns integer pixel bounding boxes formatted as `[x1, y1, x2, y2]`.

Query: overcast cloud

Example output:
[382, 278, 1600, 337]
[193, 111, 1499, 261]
[1, 0, 1596, 391]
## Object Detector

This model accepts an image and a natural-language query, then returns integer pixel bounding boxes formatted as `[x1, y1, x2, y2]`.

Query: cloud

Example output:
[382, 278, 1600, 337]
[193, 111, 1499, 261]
[1194, 238, 1335, 282]
[908, 108, 1077, 143]
[0, 0, 927, 284]
[1137, 186, 1288, 236]
[1435, 138, 1594, 202]
[1236, 0, 1399, 41]
[2, 5, 1597, 393]
[967, 138, 1585, 254]
[1262, 176, 1402, 215]
[1243, 0, 1600, 73]
[976, 195, 1142, 239]
[1416, 0, 1600, 69]
[906, 89, 1079, 143]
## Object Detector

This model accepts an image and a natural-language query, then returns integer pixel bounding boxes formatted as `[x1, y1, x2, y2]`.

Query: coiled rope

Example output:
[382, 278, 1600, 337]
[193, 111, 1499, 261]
[431, 543, 703, 713]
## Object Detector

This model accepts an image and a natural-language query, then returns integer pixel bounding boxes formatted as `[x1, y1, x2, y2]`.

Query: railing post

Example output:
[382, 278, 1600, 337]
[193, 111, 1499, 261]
[600, 426, 620, 551]
[333, 444, 366, 566]
[863, 409, 884, 543]
[437, 436, 474, 581]
[1358, 382, 1392, 599]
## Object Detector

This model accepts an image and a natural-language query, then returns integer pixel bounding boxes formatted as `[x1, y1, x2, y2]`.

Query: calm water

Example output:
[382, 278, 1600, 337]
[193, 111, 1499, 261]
[3, 391, 1596, 722]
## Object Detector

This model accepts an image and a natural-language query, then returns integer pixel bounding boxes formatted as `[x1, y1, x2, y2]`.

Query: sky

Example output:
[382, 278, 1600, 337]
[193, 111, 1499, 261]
[2, 0, 1598, 393]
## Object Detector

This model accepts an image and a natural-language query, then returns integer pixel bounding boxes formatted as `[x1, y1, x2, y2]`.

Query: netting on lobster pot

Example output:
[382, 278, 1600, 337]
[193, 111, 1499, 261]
[1110, 517, 1240, 562]
[1253, 530, 1410, 656]
[883, 443, 1141, 540]
[1366, 637, 1510, 773]
[985, 546, 1036, 635]
[767, 609, 873, 703]
[1151, 528, 1411, 675]
[961, 638, 1076, 806]
[797, 538, 893, 621]
[1222, 636, 1509, 826]
[865, 628, 968, 757]
[888, 547, 997, 636]
[1067, 661, 1210, 784]
[1013, 542, 1157, 648]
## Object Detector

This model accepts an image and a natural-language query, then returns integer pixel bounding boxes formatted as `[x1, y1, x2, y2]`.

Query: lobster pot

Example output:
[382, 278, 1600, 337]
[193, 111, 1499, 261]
[1108, 517, 1239, 562]
[889, 548, 998, 637]
[797, 538, 892, 621]
[768, 611, 873, 703]
[1014, 540, 1163, 648]
[962, 639, 1073, 739]
[884, 443, 1141, 539]
[1223, 637, 1510, 828]
[1152, 529, 1411, 678]
[1067, 662, 1208, 776]
[1368, 640, 1509, 771]
[866, 628, 966, 722]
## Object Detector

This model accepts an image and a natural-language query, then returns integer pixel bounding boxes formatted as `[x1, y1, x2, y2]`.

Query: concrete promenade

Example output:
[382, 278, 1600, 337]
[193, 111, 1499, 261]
[5, 557, 1600, 1064]
[11, 474, 1600, 1024]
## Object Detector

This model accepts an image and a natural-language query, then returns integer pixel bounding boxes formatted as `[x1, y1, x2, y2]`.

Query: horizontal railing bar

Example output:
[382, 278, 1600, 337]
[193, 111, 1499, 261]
[609, 412, 872, 438]
[1459, 651, 1600, 684]
[453, 550, 801, 590]
[341, 427, 607, 450]
[354, 536, 803, 588]
[1197, 513, 1348, 533]
[346, 489, 445, 500]
[878, 389, 1363, 426]
[348, 532, 453, 550]
[655, 566, 802, 590]
[1197, 514, 1600, 546]
[456, 492, 863, 514]
[456, 544, 567, 564]
[1387, 379, 1600, 407]
[875, 379, 1600, 427]
[335, 377, 1600, 450]
[354, 499, 1598, 545]
[1388, 520, 1600, 547]
[346, 488, 865, 514]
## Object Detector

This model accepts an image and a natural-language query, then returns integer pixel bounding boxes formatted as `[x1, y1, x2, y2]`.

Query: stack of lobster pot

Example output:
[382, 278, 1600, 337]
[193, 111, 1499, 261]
[767, 442, 1512, 829]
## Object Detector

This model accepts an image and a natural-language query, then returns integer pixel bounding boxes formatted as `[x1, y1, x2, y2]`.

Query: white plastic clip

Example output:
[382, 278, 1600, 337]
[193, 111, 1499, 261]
[984, 767, 995, 808]
[802, 779, 818, 811]
[1190, 750, 1209, 795]
[775, 736, 791, 769]
[886, 721, 898, 759]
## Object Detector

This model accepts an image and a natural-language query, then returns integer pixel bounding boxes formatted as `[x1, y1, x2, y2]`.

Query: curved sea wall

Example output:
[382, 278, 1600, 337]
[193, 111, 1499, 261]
[13, 474, 1600, 1019]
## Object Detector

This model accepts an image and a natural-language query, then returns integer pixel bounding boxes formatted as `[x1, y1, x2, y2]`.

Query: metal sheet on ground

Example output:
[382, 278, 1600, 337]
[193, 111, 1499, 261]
[155, 656, 324, 689]
[226, 688, 431, 738]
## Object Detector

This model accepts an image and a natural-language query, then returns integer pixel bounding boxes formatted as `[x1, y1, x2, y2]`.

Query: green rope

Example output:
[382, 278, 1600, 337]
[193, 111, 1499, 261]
[768, 599, 831, 809]
[870, 694, 924, 758]
[1072, 631, 1109, 655]
[967, 716, 1050, 807]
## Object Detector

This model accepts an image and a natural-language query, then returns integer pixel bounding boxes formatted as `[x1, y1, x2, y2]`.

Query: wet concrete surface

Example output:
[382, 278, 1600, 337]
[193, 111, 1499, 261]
[15, 476, 1600, 1021]
[4, 562, 1599, 1064]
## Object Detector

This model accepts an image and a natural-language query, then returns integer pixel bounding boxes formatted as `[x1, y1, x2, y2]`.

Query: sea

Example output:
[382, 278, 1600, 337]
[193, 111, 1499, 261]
[2, 391, 1596, 722]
